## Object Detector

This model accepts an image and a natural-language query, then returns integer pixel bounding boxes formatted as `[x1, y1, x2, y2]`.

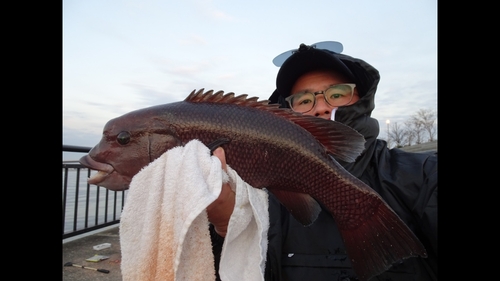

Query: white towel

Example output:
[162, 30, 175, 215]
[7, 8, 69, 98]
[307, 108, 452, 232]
[119, 139, 269, 281]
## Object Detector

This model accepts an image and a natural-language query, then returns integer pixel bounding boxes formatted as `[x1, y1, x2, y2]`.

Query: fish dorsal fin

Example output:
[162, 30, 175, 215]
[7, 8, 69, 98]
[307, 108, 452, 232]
[284, 114, 366, 163]
[185, 88, 261, 105]
[267, 189, 322, 226]
[185, 89, 365, 162]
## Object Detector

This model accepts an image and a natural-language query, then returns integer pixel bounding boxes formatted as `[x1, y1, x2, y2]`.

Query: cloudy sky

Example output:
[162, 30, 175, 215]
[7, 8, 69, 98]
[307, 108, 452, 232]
[63, 0, 437, 160]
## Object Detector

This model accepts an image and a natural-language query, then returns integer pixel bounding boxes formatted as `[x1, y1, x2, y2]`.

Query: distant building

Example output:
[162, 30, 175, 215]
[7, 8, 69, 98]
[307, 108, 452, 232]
[398, 140, 437, 153]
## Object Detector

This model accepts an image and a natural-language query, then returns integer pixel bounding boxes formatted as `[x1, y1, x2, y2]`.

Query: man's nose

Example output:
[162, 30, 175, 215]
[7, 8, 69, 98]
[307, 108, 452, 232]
[311, 94, 333, 120]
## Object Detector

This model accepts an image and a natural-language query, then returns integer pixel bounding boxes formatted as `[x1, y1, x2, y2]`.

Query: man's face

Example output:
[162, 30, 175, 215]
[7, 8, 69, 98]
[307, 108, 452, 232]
[290, 70, 360, 120]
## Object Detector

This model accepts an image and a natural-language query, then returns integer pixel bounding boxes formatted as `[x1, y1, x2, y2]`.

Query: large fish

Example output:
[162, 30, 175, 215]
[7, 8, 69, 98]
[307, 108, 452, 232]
[79, 89, 426, 280]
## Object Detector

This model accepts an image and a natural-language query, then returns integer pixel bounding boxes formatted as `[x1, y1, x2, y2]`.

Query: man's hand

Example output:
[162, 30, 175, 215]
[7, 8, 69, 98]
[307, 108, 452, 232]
[206, 147, 235, 237]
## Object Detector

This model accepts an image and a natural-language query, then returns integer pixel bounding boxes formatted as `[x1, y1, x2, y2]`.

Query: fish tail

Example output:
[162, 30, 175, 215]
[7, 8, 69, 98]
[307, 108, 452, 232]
[340, 204, 427, 281]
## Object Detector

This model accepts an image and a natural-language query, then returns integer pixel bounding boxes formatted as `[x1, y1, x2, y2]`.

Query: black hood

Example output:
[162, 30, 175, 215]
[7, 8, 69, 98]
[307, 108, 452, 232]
[333, 53, 380, 176]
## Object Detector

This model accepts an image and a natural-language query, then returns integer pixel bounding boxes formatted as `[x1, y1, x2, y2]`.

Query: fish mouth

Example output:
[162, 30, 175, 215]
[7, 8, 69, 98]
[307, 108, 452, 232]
[79, 155, 114, 185]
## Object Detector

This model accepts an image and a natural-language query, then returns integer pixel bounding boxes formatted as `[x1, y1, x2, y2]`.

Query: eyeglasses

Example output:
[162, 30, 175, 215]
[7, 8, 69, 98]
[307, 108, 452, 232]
[272, 41, 344, 67]
[285, 83, 356, 113]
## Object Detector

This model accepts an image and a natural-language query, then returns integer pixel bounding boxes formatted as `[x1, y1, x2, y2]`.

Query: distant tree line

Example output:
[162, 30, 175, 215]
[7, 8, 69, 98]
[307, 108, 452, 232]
[387, 108, 437, 148]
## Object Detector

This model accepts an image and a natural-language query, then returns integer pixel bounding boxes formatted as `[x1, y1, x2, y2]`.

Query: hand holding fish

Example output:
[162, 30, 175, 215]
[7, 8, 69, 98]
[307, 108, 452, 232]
[206, 147, 235, 237]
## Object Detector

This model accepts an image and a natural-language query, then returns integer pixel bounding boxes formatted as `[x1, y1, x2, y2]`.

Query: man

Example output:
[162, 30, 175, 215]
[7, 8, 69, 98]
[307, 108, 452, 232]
[208, 42, 437, 280]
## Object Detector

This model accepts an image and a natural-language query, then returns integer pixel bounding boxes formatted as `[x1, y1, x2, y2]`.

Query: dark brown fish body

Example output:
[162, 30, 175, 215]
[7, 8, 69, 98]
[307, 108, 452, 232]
[79, 89, 426, 280]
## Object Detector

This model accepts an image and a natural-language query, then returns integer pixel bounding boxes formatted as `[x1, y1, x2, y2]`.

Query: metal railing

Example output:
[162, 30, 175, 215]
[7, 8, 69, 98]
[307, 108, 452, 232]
[62, 145, 128, 239]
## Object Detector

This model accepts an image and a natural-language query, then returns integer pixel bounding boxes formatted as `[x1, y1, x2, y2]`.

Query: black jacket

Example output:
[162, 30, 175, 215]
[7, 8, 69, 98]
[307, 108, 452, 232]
[211, 52, 437, 281]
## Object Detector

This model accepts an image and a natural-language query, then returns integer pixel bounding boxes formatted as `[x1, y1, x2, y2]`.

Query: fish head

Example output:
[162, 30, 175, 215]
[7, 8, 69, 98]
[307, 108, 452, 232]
[79, 107, 182, 191]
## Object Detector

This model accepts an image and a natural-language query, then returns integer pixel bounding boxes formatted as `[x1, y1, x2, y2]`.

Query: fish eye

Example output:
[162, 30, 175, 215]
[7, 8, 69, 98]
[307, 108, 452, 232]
[116, 131, 131, 145]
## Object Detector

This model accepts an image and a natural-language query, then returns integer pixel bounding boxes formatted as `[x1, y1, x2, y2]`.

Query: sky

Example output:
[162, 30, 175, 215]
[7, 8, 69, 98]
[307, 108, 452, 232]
[62, 0, 437, 161]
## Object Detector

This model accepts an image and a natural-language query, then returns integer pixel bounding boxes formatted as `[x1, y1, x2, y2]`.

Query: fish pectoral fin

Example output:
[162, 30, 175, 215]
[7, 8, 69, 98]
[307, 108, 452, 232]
[207, 138, 231, 155]
[268, 189, 322, 226]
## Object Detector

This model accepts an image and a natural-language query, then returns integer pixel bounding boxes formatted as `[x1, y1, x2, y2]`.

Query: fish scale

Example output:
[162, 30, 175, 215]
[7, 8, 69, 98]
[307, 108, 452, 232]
[80, 89, 426, 281]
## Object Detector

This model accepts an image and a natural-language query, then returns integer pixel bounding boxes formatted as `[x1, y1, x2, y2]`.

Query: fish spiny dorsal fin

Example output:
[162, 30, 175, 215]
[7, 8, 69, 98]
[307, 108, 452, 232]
[217, 91, 235, 102]
[186, 89, 265, 107]
[186, 89, 275, 109]
[184, 88, 221, 102]
[211, 90, 224, 100]
[200, 89, 215, 101]
[184, 90, 365, 162]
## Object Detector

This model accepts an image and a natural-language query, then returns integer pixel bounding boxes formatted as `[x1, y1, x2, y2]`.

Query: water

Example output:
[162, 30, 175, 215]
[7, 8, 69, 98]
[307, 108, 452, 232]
[62, 167, 128, 234]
